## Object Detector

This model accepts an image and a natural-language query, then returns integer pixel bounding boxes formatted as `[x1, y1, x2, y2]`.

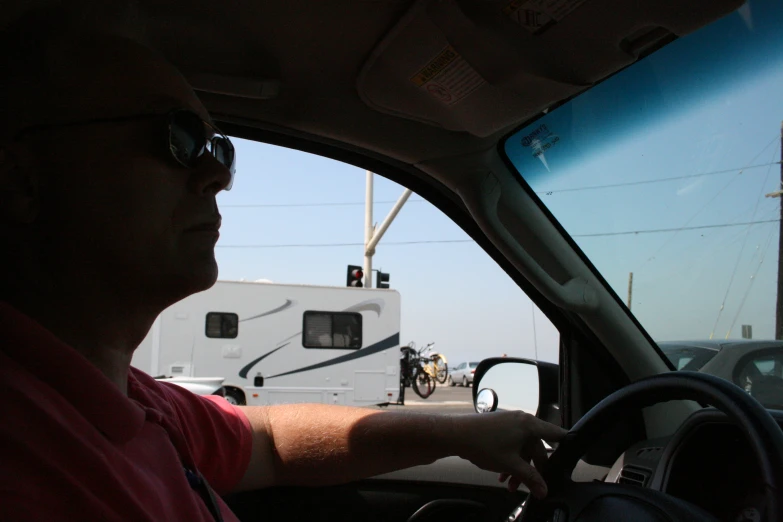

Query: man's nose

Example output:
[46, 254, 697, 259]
[191, 154, 233, 195]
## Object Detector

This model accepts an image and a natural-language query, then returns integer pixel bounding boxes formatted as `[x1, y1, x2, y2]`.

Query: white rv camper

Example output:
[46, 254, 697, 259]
[132, 280, 402, 407]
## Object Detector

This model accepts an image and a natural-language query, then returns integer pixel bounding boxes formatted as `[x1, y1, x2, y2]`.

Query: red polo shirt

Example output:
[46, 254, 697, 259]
[0, 303, 253, 521]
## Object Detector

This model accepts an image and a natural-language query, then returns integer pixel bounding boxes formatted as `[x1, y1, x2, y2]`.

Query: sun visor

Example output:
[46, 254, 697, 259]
[358, 0, 744, 137]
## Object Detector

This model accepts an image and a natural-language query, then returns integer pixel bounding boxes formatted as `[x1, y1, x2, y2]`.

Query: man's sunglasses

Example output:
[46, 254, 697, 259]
[14, 109, 236, 190]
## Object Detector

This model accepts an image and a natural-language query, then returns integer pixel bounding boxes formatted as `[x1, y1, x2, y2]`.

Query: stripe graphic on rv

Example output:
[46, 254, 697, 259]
[239, 300, 389, 379]
[265, 333, 400, 380]
[237, 343, 290, 379]
[343, 299, 384, 316]
[240, 299, 296, 322]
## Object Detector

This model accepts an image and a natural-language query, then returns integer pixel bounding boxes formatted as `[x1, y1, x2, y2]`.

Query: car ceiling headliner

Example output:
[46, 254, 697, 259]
[4, 0, 744, 169]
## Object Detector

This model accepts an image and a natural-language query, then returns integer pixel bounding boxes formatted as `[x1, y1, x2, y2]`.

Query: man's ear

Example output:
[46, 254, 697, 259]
[0, 145, 40, 224]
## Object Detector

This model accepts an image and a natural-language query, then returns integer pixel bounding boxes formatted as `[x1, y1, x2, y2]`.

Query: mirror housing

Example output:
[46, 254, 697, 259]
[472, 357, 561, 427]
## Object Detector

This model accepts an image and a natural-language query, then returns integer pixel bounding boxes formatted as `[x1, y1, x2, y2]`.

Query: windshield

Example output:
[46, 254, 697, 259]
[470, 362, 480, 368]
[503, 0, 783, 408]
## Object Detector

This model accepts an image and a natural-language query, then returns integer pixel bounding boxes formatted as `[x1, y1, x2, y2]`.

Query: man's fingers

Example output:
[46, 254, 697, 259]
[509, 457, 547, 499]
[529, 439, 549, 473]
[498, 472, 510, 483]
[524, 414, 568, 442]
[507, 476, 522, 492]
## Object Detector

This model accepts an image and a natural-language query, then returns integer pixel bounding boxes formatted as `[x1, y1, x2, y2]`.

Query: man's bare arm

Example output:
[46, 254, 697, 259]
[233, 404, 565, 497]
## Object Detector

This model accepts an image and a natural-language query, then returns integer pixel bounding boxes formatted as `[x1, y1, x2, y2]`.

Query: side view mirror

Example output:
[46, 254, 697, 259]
[472, 357, 561, 427]
[475, 388, 499, 413]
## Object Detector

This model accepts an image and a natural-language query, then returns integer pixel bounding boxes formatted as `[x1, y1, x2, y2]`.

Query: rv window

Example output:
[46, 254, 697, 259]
[303, 311, 362, 349]
[205, 312, 239, 339]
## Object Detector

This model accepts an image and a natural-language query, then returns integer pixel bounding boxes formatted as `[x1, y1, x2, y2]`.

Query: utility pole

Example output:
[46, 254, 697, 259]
[777, 122, 783, 339]
[627, 272, 633, 311]
[531, 303, 538, 360]
[766, 122, 783, 340]
[363, 171, 413, 288]
[364, 170, 374, 288]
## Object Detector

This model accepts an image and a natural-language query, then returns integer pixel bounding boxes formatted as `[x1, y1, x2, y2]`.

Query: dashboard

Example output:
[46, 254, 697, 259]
[603, 409, 782, 521]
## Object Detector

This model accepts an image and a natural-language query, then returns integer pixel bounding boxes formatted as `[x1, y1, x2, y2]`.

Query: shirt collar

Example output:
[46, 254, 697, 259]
[0, 302, 146, 444]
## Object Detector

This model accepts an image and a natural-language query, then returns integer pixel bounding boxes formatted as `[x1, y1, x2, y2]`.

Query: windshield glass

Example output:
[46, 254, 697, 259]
[503, 0, 783, 408]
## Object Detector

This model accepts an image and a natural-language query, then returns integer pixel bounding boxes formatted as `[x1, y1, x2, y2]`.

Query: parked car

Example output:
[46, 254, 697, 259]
[657, 340, 726, 371]
[449, 362, 479, 387]
[659, 340, 783, 409]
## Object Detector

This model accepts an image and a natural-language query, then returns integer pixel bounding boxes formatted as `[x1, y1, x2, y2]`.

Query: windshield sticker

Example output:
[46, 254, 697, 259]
[502, 0, 587, 35]
[520, 124, 560, 171]
[410, 45, 486, 106]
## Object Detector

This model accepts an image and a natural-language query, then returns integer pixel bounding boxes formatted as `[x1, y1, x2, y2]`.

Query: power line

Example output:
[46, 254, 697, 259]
[539, 161, 780, 195]
[216, 239, 473, 249]
[709, 150, 778, 338]
[725, 224, 777, 339]
[642, 202, 781, 285]
[572, 219, 778, 239]
[633, 218, 763, 293]
[221, 199, 425, 208]
[641, 136, 781, 267]
[703, 142, 781, 339]
[219, 161, 781, 209]
[216, 218, 779, 249]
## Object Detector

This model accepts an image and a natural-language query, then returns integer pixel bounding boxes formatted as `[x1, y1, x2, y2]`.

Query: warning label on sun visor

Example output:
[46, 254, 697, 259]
[410, 46, 485, 105]
[502, 0, 587, 34]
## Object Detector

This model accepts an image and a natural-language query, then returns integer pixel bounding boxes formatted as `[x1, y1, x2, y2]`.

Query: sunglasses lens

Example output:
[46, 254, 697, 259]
[168, 110, 236, 191]
[212, 137, 236, 190]
[169, 111, 206, 166]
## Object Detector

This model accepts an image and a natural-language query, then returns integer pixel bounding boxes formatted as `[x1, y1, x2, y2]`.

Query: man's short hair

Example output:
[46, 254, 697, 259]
[0, 1, 146, 139]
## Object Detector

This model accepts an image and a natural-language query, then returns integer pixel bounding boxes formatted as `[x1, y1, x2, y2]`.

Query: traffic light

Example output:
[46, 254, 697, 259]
[376, 271, 390, 289]
[347, 265, 364, 287]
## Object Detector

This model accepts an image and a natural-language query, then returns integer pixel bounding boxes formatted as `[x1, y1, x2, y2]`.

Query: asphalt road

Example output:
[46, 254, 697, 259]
[378, 382, 476, 414]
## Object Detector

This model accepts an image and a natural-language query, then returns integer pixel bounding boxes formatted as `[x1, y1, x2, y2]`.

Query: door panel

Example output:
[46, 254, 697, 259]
[225, 479, 524, 522]
[374, 457, 508, 489]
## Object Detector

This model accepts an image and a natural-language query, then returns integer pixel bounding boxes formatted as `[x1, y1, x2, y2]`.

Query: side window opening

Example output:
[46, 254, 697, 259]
[303, 311, 362, 349]
[205, 312, 239, 339]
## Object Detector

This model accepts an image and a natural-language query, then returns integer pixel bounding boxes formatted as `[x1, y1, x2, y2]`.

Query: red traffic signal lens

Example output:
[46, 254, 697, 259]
[346, 265, 365, 287]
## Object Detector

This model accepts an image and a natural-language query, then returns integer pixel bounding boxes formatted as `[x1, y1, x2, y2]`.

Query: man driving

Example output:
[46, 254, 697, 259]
[0, 3, 565, 521]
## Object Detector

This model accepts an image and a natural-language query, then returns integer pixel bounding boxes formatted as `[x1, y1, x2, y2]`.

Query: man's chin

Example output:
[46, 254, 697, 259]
[156, 261, 219, 304]
[184, 262, 220, 292]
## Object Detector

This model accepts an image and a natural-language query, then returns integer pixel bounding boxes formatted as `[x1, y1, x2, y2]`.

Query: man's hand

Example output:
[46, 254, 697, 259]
[450, 411, 567, 498]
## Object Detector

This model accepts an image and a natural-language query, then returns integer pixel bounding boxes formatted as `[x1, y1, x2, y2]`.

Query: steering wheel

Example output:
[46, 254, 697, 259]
[520, 371, 783, 521]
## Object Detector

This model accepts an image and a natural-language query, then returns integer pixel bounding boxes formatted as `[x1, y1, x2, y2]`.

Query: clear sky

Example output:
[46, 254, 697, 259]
[212, 1, 782, 366]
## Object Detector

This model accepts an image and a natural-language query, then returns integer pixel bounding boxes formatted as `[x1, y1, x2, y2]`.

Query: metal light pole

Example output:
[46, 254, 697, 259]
[362, 171, 413, 288]
[366, 189, 413, 254]
[364, 170, 374, 288]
